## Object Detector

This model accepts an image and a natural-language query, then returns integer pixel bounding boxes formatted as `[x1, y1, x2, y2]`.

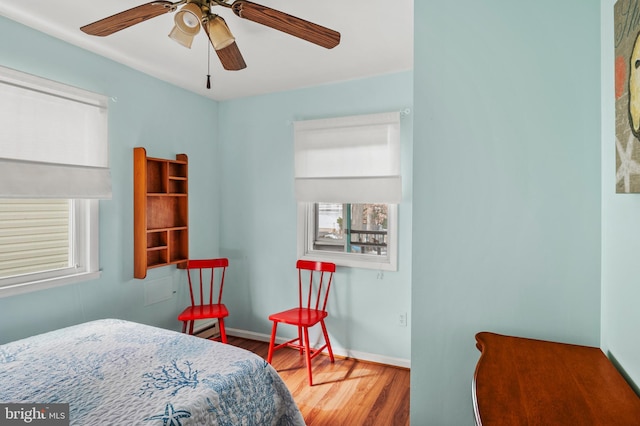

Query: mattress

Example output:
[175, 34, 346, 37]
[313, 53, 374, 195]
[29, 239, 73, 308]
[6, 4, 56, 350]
[0, 318, 305, 425]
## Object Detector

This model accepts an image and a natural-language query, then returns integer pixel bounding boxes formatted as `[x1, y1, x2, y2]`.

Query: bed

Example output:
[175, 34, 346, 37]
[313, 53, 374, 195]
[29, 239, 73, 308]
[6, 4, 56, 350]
[0, 318, 305, 426]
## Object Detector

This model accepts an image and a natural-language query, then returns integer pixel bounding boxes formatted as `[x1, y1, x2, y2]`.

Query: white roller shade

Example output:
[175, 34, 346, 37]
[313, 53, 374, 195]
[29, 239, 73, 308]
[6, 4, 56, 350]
[0, 65, 111, 199]
[0, 159, 112, 199]
[294, 111, 402, 203]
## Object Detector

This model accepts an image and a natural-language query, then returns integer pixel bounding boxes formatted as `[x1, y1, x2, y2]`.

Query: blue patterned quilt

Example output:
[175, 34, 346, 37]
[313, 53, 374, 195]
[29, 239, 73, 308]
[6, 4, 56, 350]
[0, 319, 305, 425]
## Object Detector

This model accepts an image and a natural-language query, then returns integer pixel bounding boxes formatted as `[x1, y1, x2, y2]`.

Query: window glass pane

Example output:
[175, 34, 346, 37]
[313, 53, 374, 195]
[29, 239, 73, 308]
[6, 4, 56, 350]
[348, 203, 388, 256]
[0, 199, 71, 279]
[314, 203, 345, 252]
[313, 203, 388, 257]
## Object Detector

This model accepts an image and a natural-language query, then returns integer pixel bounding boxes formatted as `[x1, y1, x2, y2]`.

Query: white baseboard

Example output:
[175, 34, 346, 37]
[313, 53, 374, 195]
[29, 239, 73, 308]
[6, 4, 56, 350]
[226, 327, 411, 369]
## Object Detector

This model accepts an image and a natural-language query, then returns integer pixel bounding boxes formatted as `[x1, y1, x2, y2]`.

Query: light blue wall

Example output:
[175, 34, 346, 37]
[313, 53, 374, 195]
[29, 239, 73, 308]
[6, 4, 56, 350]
[0, 17, 221, 343]
[217, 73, 413, 362]
[412, 1, 602, 424]
[601, 0, 640, 394]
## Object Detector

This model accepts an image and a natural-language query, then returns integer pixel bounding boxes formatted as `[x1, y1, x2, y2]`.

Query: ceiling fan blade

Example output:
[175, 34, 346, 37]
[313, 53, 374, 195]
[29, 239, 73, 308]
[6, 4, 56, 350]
[80, 1, 177, 37]
[203, 19, 247, 71]
[214, 41, 247, 71]
[231, 0, 340, 49]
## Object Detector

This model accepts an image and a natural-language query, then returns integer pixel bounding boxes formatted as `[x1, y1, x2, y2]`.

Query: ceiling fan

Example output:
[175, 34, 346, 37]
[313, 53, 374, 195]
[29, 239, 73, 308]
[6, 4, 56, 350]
[80, 0, 341, 73]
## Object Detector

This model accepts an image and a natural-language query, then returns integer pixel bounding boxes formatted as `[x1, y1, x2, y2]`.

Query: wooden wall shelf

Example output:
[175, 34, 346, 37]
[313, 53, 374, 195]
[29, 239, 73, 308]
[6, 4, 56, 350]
[134, 147, 188, 279]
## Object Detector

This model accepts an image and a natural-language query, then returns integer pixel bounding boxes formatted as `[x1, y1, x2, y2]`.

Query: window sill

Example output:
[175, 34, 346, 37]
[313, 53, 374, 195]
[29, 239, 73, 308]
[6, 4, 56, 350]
[299, 251, 397, 271]
[0, 270, 102, 299]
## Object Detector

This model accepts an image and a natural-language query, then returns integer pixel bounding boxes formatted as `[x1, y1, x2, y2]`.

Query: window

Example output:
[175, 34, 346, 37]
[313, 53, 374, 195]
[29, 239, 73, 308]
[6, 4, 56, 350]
[294, 112, 401, 271]
[0, 65, 109, 297]
[298, 202, 398, 270]
[0, 199, 100, 296]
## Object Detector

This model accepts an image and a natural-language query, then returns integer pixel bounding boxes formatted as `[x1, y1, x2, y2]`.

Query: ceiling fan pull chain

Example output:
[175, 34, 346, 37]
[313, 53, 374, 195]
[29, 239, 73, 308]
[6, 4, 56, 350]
[206, 41, 211, 89]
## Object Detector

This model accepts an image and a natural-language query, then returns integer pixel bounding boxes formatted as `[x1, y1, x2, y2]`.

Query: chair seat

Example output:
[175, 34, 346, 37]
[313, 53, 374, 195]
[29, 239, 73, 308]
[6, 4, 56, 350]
[269, 308, 328, 327]
[178, 304, 228, 321]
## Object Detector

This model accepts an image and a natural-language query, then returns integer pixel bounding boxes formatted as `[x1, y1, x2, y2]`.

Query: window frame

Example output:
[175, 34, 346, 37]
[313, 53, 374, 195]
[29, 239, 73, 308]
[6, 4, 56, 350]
[297, 202, 398, 271]
[0, 199, 101, 298]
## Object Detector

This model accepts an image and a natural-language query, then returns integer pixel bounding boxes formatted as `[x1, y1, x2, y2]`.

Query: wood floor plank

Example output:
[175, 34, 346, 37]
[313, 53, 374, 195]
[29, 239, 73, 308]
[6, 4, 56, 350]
[347, 364, 397, 425]
[364, 368, 411, 425]
[224, 336, 410, 426]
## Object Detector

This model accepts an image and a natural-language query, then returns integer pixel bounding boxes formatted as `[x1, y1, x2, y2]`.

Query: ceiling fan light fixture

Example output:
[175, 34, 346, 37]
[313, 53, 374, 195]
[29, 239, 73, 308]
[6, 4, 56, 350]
[175, 2, 202, 31]
[168, 3, 203, 48]
[206, 15, 235, 51]
[168, 25, 196, 48]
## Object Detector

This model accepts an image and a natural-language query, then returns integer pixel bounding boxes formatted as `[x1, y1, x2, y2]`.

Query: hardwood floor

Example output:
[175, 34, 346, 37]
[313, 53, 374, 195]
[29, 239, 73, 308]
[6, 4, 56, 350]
[226, 336, 410, 426]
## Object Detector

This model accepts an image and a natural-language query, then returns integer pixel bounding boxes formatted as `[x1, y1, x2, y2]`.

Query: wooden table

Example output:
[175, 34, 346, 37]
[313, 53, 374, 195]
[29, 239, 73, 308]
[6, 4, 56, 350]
[473, 332, 640, 425]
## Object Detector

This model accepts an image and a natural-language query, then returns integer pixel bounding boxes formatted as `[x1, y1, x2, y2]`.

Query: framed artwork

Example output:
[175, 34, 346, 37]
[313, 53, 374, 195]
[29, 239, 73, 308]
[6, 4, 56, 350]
[615, 0, 640, 192]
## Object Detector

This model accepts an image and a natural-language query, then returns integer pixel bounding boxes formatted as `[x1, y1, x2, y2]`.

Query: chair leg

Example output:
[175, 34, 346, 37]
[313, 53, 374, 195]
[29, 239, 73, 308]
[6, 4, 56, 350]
[320, 320, 335, 362]
[267, 321, 278, 363]
[181, 321, 187, 333]
[188, 321, 194, 335]
[297, 326, 304, 355]
[303, 326, 314, 386]
[218, 318, 227, 344]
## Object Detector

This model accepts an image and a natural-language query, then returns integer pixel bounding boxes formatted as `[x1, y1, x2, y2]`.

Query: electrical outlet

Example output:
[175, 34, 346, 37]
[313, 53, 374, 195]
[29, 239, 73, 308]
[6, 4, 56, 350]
[398, 312, 407, 327]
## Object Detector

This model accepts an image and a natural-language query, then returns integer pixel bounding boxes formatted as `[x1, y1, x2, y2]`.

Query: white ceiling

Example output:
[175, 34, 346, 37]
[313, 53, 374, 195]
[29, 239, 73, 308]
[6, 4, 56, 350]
[0, 1, 413, 101]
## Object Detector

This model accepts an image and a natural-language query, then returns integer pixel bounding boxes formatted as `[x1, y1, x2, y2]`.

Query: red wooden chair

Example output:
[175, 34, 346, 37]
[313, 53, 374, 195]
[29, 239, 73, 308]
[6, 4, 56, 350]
[177, 258, 229, 343]
[267, 260, 336, 385]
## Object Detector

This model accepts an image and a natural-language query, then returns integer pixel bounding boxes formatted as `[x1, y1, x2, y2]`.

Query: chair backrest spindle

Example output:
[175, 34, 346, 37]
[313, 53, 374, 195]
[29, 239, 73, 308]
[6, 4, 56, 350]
[298, 268, 304, 309]
[208, 268, 214, 306]
[217, 267, 226, 305]
[321, 271, 333, 312]
[199, 268, 204, 307]
[307, 270, 314, 309]
[187, 269, 196, 307]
